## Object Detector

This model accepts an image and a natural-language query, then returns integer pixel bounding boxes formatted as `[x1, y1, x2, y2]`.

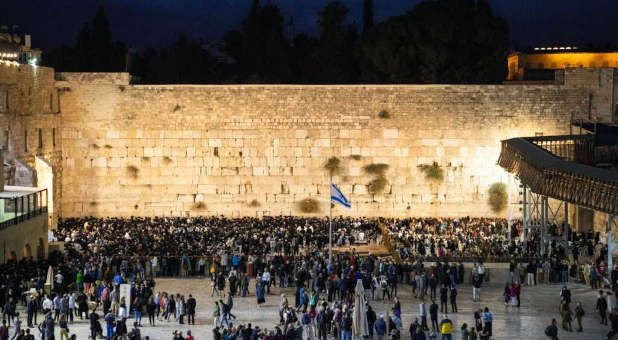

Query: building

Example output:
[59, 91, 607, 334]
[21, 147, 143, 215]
[0, 25, 42, 66]
[507, 47, 618, 81]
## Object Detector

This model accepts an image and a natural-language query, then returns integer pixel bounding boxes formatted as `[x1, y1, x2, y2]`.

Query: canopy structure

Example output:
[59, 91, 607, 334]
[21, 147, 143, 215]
[498, 133, 618, 266]
[498, 134, 618, 215]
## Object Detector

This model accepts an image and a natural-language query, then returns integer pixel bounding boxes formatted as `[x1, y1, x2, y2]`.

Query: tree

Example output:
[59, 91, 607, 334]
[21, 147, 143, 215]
[361, 0, 508, 83]
[224, 1, 292, 82]
[363, 0, 374, 37]
[304, 1, 359, 83]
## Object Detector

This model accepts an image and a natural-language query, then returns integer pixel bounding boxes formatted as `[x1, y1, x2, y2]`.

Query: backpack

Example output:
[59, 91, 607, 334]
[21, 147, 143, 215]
[302, 313, 311, 325]
[544, 326, 552, 336]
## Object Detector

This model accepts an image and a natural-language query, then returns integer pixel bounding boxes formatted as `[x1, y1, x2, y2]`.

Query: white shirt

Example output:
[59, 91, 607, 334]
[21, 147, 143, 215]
[42, 298, 53, 310]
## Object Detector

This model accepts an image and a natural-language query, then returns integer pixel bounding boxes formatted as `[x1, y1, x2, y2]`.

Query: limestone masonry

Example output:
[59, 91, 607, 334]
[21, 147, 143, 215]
[2, 65, 617, 221]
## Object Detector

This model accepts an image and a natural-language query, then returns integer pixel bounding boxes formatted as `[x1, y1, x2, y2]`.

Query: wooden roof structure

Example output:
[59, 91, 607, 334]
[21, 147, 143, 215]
[498, 134, 618, 215]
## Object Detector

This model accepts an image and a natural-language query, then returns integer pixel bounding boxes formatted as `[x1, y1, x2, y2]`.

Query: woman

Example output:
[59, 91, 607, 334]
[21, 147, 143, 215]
[177, 295, 185, 324]
[560, 301, 573, 332]
[411, 324, 426, 340]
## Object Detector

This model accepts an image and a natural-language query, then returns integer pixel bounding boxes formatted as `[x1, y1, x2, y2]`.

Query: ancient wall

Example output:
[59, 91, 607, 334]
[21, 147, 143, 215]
[56, 74, 589, 218]
[0, 213, 48, 263]
[0, 64, 62, 227]
[564, 68, 616, 122]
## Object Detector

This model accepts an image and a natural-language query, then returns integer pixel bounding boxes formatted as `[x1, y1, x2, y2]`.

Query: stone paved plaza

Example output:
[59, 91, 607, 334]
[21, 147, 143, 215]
[12, 278, 612, 340]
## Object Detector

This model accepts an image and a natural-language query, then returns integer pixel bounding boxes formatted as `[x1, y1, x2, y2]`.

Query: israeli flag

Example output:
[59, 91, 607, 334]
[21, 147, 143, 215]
[331, 183, 351, 208]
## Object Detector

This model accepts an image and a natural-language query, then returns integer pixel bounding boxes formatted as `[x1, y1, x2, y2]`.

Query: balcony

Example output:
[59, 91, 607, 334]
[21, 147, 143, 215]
[0, 186, 48, 230]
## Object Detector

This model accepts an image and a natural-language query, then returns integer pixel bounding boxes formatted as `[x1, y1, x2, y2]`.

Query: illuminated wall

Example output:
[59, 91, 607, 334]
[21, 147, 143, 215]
[508, 52, 618, 80]
[55, 74, 589, 218]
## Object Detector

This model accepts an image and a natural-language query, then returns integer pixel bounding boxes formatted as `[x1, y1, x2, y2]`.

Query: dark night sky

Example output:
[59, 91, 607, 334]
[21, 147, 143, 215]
[1, 0, 617, 50]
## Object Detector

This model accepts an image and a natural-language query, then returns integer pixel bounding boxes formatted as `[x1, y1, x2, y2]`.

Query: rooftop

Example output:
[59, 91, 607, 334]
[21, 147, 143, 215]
[0, 186, 46, 199]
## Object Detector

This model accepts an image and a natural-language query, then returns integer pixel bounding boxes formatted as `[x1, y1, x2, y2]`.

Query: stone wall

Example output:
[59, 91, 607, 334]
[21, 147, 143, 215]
[0, 213, 48, 263]
[57, 76, 589, 218]
[564, 68, 616, 122]
[0, 64, 62, 227]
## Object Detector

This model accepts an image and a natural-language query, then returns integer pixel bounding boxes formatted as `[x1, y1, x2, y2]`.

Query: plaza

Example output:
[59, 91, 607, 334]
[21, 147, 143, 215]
[12, 278, 611, 340]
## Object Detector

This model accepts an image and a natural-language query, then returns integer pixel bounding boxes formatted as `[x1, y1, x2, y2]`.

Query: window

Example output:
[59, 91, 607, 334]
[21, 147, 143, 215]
[24, 129, 28, 152]
[49, 94, 53, 111]
[38, 128, 43, 149]
[52, 128, 56, 147]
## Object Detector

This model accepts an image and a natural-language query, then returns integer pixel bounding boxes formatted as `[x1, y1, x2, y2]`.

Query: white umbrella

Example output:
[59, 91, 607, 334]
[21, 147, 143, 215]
[352, 279, 369, 338]
[46, 266, 54, 290]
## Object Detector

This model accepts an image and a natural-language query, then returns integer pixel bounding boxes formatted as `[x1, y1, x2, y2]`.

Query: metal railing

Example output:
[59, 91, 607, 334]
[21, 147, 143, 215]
[0, 189, 48, 230]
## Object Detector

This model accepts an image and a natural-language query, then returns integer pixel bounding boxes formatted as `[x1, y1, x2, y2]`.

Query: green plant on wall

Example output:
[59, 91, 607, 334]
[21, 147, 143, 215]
[298, 198, 320, 213]
[378, 110, 391, 119]
[192, 201, 206, 210]
[363, 163, 390, 196]
[368, 176, 388, 194]
[126, 165, 139, 179]
[248, 199, 260, 207]
[488, 182, 508, 213]
[363, 163, 389, 176]
[323, 157, 342, 177]
[420, 162, 444, 181]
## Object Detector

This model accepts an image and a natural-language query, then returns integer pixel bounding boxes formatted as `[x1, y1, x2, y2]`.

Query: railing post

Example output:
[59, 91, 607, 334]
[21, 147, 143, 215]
[522, 184, 527, 243]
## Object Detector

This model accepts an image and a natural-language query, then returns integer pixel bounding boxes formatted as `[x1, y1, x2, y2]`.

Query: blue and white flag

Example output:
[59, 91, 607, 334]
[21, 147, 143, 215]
[331, 183, 351, 208]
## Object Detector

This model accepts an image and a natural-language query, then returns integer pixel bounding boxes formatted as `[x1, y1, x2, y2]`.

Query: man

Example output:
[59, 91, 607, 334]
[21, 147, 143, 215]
[89, 309, 100, 340]
[430, 300, 439, 332]
[439, 285, 448, 314]
[23, 329, 34, 340]
[597, 290, 608, 325]
[419, 302, 428, 331]
[53, 295, 62, 321]
[545, 318, 558, 340]
[41, 295, 53, 315]
[26, 296, 37, 328]
[186, 294, 196, 325]
[472, 273, 482, 302]
[450, 286, 458, 313]
[316, 307, 328, 340]
[104, 311, 115, 340]
[429, 274, 438, 300]
[439, 315, 453, 340]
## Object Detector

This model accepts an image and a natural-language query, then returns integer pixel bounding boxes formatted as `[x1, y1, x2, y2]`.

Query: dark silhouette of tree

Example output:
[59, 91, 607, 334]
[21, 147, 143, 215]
[224, 0, 292, 82]
[45, 6, 126, 72]
[361, 0, 508, 83]
[302, 1, 359, 83]
[363, 0, 374, 37]
[43, 0, 508, 84]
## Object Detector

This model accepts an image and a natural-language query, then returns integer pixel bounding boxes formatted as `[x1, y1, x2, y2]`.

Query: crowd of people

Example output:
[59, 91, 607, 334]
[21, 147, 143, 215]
[0, 215, 614, 340]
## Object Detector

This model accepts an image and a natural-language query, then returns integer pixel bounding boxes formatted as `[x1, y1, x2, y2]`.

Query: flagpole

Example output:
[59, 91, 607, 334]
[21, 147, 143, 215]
[329, 174, 333, 264]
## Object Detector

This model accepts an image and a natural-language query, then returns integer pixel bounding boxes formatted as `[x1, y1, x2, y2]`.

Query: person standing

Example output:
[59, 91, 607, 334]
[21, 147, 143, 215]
[472, 274, 482, 302]
[316, 307, 328, 340]
[439, 315, 453, 340]
[440, 285, 449, 314]
[597, 290, 608, 325]
[89, 309, 100, 340]
[482, 307, 492, 338]
[104, 311, 115, 340]
[186, 294, 196, 325]
[367, 305, 377, 339]
[450, 286, 458, 313]
[429, 274, 438, 301]
[430, 301, 439, 332]
[574, 302, 585, 332]
[26, 296, 37, 328]
[559, 301, 573, 332]
[419, 302, 429, 331]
